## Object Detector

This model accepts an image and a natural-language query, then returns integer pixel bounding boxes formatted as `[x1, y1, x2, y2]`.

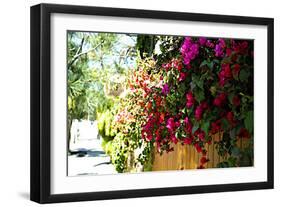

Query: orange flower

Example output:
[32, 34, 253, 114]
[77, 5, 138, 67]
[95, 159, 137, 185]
[160, 113, 165, 122]
[147, 102, 152, 110]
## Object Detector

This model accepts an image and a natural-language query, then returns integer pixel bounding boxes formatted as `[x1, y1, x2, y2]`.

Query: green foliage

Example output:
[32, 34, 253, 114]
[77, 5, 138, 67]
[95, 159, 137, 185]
[244, 111, 253, 134]
[101, 140, 114, 156]
[136, 35, 156, 59]
[111, 133, 129, 172]
[97, 109, 117, 141]
[217, 156, 237, 168]
[201, 121, 210, 135]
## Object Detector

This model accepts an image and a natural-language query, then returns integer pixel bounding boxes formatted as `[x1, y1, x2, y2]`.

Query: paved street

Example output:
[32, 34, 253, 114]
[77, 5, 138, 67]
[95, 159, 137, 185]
[67, 120, 117, 176]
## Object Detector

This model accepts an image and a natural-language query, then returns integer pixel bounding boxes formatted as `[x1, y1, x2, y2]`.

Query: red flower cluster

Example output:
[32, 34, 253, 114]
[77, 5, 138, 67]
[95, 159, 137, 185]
[213, 92, 227, 107]
[232, 95, 240, 106]
[195, 102, 208, 121]
[219, 63, 232, 86]
[226, 111, 237, 127]
[194, 128, 206, 141]
[232, 40, 249, 55]
[210, 120, 221, 134]
[162, 58, 183, 71]
[186, 91, 195, 108]
[238, 128, 251, 139]
[194, 142, 202, 153]
[232, 64, 241, 78]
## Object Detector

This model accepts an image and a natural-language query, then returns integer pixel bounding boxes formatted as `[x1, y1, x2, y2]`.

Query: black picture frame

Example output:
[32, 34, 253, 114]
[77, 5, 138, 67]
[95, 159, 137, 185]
[30, 3, 274, 204]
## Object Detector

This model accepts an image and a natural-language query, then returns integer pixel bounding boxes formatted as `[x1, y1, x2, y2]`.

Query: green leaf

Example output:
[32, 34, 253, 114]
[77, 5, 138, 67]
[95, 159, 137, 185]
[213, 59, 220, 64]
[221, 118, 229, 131]
[239, 69, 250, 82]
[200, 60, 208, 68]
[190, 82, 196, 91]
[194, 89, 205, 103]
[229, 128, 236, 139]
[227, 93, 235, 104]
[210, 86, 216, 96]
[192, 75, 204, 90]
[231, 147, 241, 157]
[197, 80, 204, 90]
[244, 111, 253, 134]
[201, 121, 210, 135]
[192, 123, 199, 134]
[207, 61, 214, 70]
[227, 156, 237, 167]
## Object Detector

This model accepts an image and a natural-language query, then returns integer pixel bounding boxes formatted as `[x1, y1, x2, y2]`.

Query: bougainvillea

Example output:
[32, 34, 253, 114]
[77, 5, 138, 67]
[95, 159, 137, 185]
[113, 36, 253, 171]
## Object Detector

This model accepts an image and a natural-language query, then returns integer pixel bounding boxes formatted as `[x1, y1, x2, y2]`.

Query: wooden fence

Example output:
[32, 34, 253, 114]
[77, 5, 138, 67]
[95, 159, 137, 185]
[152, 133, 250, 171]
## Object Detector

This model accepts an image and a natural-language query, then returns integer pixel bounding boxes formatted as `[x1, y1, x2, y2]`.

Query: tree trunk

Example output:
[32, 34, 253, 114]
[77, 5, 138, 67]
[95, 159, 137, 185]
[67, 119, 73, 153]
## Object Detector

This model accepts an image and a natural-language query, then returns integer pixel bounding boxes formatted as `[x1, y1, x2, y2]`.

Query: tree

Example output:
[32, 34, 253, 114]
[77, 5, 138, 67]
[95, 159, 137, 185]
[67, 32, 137, 152]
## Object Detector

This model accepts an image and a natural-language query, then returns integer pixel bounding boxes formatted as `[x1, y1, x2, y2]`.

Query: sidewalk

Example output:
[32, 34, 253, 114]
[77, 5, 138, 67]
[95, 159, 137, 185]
[67, 121, 117, 176]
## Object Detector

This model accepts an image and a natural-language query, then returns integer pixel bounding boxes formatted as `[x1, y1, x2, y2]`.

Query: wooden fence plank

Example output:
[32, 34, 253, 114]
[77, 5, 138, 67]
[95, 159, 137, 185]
[207, 138, 214, 168]
[152, 133, 251, 171]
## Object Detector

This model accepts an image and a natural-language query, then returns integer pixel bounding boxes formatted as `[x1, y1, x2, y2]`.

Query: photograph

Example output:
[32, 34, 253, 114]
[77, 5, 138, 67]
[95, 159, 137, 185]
[67, 31, 254, 176]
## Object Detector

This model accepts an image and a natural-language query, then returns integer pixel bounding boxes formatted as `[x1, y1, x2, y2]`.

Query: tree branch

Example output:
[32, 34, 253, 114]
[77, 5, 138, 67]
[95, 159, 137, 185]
[67, 39, 104, 68]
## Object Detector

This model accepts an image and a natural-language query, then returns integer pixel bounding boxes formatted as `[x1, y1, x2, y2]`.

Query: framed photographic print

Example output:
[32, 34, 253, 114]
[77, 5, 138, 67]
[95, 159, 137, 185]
[30, 3, 274, 203]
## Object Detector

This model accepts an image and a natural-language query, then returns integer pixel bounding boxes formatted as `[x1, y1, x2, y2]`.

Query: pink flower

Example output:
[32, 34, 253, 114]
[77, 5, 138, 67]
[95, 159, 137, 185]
[211, 120, 221, 134]
[232, 64, 240, 77]
[194, 142, 202, 153]
[218, 38, 226, 48]
[195, 106, 204, 121]
[206, 40, 215, 48]
[170, 134, 178, 144]
[219, 64, 232, 86]
[195, 102, 208, 121]
[155, 129, 161, 141]
[215, 44, 224, 57]
[178, 72, 186, 81]
[186, 91, 195, 108]
[194, 129, 205, 141]
[226, 111, 236, 126]
[162, 63, 171, 71]
[214, 38, 226, 57]
[171, 59, 183, 71]
[166, 117, 175, 131]
[184, 117, 192, 133]
[181, 37, 199, 67]
[238, 128, 251, 139]
[232, 40, 249, 54]
[232, 95, 240, 106]
[162, 83, 170, 95]
[183, 137, 193, 145]
[198, 37, 207, 46]
[222, 64, 232, 78]
[213, 93, 227, 107]
[213, 98, 221, 107]
[226, 48, 232, 57]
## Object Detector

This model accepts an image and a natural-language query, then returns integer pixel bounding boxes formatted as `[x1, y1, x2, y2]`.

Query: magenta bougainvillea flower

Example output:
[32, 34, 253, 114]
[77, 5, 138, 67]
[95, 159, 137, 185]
[219, 63, 232, 86]
[206, 40, 215, 48]
[166, 117, 175, 131]
[198, 37, 207, 46]
[232, 95, 241, 106]
[162, 83, 170, 95]
[232, 63, 241, 77]
[186, 91, 195, 108]
[214, 38, 226, 57]
[181, 37, 199, 66]
[213, 92, 227, 107]
[210, 120, 221, 134]
[178, 72, 187, 81]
